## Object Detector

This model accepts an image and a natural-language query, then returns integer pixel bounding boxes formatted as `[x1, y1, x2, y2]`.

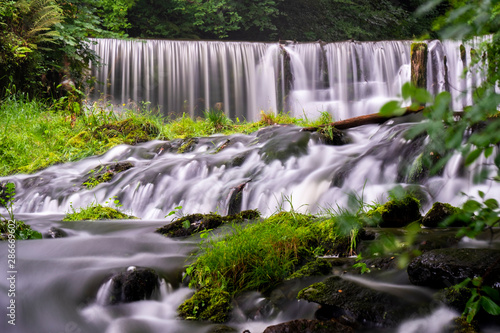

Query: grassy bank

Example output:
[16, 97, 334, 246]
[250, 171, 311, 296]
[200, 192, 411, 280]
[0, 96, 329, 177]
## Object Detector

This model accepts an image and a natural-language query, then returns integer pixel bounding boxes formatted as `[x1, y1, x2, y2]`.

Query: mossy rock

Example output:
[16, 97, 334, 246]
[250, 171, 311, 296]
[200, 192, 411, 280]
[366, 195, 421, 228]
[156, 210, 260, 237]
[83, 162, 134, 189]
[422, 202, 463, 228]
[63, 205, 138, 221]
[178, 287, 232, 323]
[94, 118, 161, 144]
[0, 219, 42, 240]
[298, 275, 426, 328]
[178, 138, 199, 153]
[286, 258, 332, 280]
[317, 126, 350, 146]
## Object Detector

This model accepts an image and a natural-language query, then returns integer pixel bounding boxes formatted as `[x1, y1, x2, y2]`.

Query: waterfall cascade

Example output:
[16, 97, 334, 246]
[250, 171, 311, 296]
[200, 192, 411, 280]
[89, 38, 480, 121]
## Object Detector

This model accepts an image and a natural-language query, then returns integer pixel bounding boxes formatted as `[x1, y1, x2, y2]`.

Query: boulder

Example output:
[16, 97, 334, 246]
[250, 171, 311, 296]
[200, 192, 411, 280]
[298, 276, 425, 328]
[407, 248, 500, 288]
[99, 266, 160, 305]
[422, 202, 462, 228]
[263, 319, 354, 333]
[45, 227, 68, 238]
[366, 195, 421, 228]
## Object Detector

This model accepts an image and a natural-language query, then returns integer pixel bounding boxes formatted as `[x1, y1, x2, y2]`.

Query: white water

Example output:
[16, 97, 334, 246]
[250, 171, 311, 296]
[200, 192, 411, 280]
[90, 38, 481, 122]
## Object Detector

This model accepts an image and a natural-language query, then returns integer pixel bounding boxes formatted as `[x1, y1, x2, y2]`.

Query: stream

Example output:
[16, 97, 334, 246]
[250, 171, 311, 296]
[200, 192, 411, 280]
[1, 119, 499, 333]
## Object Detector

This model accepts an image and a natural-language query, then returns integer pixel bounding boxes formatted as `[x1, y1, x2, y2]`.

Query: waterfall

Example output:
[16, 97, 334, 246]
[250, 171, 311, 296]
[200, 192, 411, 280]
[89, 39, 411, 121]
[89, 38, 485, 120]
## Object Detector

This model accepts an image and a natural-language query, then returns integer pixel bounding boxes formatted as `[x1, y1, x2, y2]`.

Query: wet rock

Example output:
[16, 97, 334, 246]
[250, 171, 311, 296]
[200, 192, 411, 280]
[155, 139, 185, 155]
[156, 210, 260, 237]
[83, 161, 134, 188]
[258, 126, 311, 163]
[45, 227, 67, 238]
[102, 267, 160, 305]
[407, 248, 500, 288]
[263, 319, 354, 333]
[422, 202, 462, 228]
[227, 180, 251, 215]
[206, 324, 238, 333]
[298, 276, 425, 328]
[315, 126, 351, 146]
[177, 138, 199, 153]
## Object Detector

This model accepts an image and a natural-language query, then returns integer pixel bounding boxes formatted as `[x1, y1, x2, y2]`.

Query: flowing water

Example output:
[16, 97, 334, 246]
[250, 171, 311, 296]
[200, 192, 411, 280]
[2, 38, 499, 332]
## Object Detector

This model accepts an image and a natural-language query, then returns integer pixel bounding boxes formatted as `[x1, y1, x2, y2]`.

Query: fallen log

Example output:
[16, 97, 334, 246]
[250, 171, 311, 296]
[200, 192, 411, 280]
[302, 106, 425, 132]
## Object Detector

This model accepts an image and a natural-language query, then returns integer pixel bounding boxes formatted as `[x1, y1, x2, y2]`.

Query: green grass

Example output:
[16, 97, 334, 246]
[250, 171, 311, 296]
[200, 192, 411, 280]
[185, 211, 337, 294]
[62, 200, 138, 221]
[0, 95, 333, 177]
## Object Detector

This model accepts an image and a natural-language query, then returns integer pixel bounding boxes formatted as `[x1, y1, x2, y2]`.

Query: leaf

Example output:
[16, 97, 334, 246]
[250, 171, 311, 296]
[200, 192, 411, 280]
[463, 200, 481, 213]
[182, 220, 191, 229]
[482, 286, 500, 300]
[484, 146, 493, 158]
[484, 198, 499, 209]
[478, 190, 485, 199]
[401, 82, 414, 100]
[379, 100, 406, 117]
[480, 296, 500, 315]
[465, 148, 483, 166]
[414, 88, 433, 104]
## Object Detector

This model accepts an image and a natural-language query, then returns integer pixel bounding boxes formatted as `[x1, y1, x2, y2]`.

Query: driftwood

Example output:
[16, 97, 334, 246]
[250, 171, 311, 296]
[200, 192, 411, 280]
[302, 106, 425, 132]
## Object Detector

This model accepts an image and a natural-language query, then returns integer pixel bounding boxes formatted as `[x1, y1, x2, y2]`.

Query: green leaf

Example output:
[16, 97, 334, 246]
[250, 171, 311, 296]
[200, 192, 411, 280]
[379, 100, 405, 117]
[463, 200, 481, 213]
[480, 296, 500, 315]
[465, 149, 483, 166]
[484, 146, 493, 158]
[482, 286, 500, 300]
[478, 190, 485, 199]
[182, 220, 191, 229]
[414, 88, 433, 104]
[484, 198, 499, 209]
[401, 82, 414, 100]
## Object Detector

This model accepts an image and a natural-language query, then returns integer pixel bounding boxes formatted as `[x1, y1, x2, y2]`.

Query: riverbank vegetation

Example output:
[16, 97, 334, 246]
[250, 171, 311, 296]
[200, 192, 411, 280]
[0, 94, 332, 177]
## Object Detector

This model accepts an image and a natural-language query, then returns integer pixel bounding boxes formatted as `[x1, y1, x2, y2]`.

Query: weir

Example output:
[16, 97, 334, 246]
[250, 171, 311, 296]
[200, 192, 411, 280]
[89, 38, 480, 121]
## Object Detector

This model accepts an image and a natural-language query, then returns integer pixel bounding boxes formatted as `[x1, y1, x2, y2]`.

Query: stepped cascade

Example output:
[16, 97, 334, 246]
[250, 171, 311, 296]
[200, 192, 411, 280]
[89, 38, 479, 121]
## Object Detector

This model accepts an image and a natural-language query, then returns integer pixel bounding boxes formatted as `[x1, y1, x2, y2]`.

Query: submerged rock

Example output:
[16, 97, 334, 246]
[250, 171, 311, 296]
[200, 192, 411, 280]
[407, 248, 500, 288]
[298, 275, 426, 328]
[315, 126, 351, 146]
[227, 180, 251, 215]
[45, 226, 68, 238]
[100, 266, 160, 305]
[263, 319, 354, 333]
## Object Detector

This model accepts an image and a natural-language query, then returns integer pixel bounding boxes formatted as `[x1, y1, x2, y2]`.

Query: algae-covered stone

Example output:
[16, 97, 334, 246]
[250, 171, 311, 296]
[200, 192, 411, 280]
[178, 287, 232, 323]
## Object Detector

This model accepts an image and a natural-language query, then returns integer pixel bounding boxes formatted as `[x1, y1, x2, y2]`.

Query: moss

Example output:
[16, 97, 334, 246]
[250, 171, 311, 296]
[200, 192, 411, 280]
[95, 118, 161, 145]
[63, 202, 138, 221]
[287, 258, 332, 280]
[66, 131, 92, 148]
[83, 162, 134, 189]
[411, 42, 428, 89]
[177, 138, 198, 154]
[297, 281, 327, 301]
[156, 210, 260, 237]
[365, 194, 421, 228]
[178, 287, 232, 323]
